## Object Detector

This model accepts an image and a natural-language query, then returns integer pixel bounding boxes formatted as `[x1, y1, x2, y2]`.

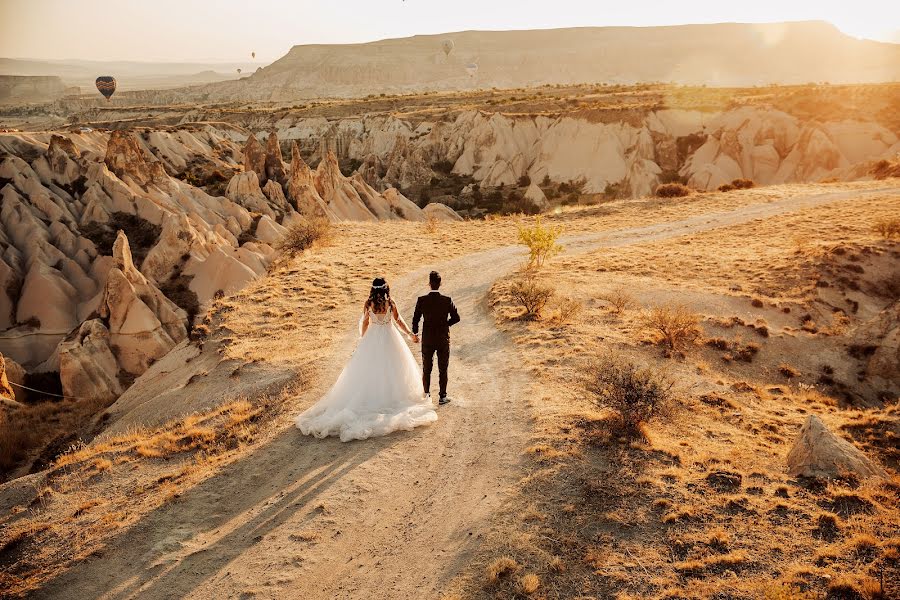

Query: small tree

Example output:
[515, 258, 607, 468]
[586, 354, 674, 435]
[518, 216, 563, 268]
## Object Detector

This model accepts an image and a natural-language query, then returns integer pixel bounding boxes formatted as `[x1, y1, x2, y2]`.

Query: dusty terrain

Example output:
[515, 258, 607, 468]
[0, 179, 897, 598]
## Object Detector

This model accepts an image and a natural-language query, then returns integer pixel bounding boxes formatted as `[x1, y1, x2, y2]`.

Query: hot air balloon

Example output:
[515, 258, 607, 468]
[465, 63, 478, 78]
[237, 68, 242, 74]
[251, 51, 256, 59]
[441, 40, 454, 57]
[95, 76, 116, 101]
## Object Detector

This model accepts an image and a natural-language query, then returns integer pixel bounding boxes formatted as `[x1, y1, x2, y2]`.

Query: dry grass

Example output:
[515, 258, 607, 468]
[0, 398, 265, 596]
[472, 183, 900, 600]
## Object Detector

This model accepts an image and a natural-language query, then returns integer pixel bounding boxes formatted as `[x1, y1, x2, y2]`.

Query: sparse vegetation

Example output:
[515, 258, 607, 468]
[873, 217, 900, 239]
[509, 273, 555, 320]
[276, 217, 332, 255]
[585, 354, 674, 434]
[642, 304, 701, 352]
[655, 182, 691, 198]
[600, 287, 636, 314]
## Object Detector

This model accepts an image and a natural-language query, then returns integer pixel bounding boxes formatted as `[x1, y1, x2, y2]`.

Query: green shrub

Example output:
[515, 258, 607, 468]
[517, 216, 563, 268]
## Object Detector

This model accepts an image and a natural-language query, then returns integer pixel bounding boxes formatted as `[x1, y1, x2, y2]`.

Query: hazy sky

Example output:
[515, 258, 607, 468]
[1, 0, 898, 63]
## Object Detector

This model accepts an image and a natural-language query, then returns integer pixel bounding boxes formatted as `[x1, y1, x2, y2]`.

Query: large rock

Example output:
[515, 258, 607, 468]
[524, 182, 549, 210]
[853, 300, 900, 394]
[786, 415, 886, 480]
[57, 319, 124, 402]
[104, 130, 165, 187]
[99, 231, 188, 375]
[423, 202, 463, 222]
[242, 133, 266, 184]
[0, 352, 22, 401]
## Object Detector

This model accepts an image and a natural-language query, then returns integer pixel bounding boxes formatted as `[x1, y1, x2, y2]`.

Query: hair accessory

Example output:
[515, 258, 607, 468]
[372, 284, 387, 290]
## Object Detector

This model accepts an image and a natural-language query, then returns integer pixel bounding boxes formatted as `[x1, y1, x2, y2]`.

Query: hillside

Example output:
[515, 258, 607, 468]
[200, 21, 900, 100]
[0, 180, 897, 598]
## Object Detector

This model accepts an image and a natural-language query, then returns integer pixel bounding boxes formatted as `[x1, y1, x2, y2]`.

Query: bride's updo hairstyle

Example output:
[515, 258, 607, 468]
[367, 277, 391, 313]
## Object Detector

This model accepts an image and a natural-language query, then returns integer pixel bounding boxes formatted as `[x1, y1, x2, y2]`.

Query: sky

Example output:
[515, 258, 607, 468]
[1, 0, 898, 63]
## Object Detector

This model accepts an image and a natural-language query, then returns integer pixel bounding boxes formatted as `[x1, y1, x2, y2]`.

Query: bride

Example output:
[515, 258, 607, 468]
[295, 277, 438, 442]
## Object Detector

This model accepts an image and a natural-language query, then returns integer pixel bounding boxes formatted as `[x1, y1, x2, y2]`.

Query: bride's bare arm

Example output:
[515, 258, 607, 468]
[360, 301, 370, 336]
[391, 301, 413, 337]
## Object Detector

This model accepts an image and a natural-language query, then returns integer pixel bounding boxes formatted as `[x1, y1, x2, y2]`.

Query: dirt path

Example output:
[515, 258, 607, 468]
[35, 186, 898, 600]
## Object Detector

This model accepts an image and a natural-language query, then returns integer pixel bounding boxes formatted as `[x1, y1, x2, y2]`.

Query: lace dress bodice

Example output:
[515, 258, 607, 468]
[368, 309, 392, 327]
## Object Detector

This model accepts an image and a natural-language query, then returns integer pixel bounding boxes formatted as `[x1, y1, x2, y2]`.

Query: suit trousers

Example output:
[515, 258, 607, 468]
[421, 338, 450, 397]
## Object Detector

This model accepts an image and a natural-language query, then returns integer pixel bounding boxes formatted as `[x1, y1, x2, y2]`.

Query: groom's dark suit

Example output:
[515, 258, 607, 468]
[412, 291, 461, 398]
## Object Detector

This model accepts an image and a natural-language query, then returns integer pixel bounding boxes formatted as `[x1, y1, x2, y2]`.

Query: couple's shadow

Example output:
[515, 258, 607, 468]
[36, 424, 412, 600]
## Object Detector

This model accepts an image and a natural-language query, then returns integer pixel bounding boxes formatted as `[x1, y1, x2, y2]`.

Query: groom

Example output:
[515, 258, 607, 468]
[412, 271, 460, 406]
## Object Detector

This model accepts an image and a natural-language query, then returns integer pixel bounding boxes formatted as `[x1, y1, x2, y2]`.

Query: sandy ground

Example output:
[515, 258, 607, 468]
[29, 184, 899, 599]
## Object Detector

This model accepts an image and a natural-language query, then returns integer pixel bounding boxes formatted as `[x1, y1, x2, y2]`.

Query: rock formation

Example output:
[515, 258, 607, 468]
[0, 352, 23, 402]
[247, 108, 897, 205]
[786, 415, 887, 480]
[852, 301, 900, 396]
[0, 128, 284, 403]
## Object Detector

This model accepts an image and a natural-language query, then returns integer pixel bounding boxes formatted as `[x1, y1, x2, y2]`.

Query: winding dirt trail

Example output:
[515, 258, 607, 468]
[36, 186, 898, 600]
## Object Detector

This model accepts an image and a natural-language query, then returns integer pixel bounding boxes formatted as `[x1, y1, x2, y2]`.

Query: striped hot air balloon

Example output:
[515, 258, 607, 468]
[95, 76, 116, 101]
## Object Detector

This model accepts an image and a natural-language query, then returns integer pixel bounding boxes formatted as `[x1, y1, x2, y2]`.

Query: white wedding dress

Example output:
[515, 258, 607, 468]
[295, 308, 438, 442]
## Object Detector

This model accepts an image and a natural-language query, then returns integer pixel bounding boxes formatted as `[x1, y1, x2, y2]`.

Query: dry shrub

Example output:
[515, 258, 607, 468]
[509, 273, 555, 320]
[732, 178, 755, 189]
[517, 216, 563, 268]
[870, 158, 900, 180]
[486, 556, 519, 583]
[655, 182, 691, 198]
[600, 287, 636, 314]
[517, 573, 540, 595]
[276, 217, 331, 255]
[423, 214, 439, 235]
[585, 354, 674, 435]
[779, 363, 801, 379]
[550, 295, 582, 325]
[642, 304, 701, 352]
[873, 217, 900, 240]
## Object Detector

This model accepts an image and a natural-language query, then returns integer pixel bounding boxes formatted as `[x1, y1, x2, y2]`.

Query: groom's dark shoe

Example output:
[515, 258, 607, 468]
[438, 395, 451, 406]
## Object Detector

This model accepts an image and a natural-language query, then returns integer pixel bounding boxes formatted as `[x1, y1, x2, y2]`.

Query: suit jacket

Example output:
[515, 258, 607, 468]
[412, 291, 460, 345]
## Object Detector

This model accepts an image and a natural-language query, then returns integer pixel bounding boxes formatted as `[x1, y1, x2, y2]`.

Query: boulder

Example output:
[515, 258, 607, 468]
[786, 415, 886, 480]
[524, 182, 549, 210]
[255, 215, 287, 245]
[423, 202, 463, 222]
[852, 300, 900, 394]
